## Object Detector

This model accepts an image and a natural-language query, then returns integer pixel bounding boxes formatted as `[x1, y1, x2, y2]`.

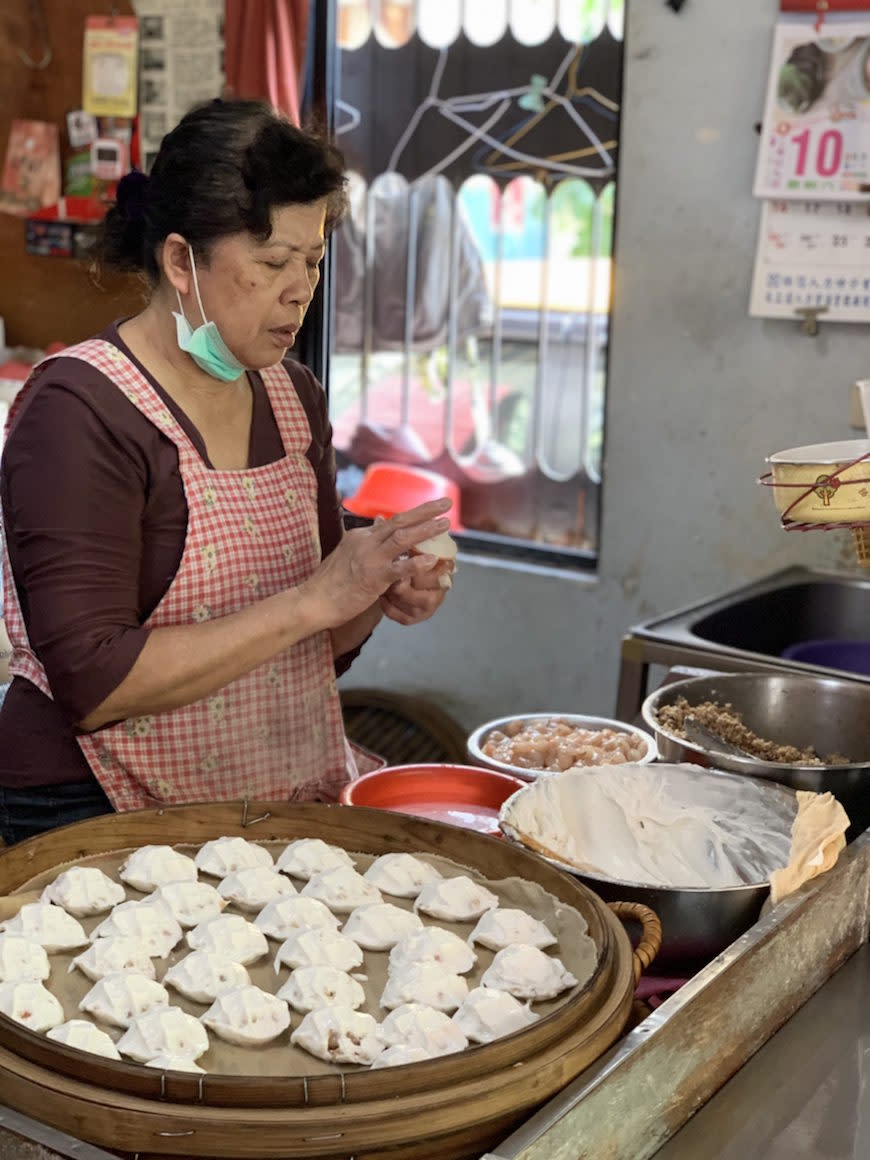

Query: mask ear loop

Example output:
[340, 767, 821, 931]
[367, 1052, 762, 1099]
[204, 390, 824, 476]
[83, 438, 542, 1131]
[187, 244, 210, 326]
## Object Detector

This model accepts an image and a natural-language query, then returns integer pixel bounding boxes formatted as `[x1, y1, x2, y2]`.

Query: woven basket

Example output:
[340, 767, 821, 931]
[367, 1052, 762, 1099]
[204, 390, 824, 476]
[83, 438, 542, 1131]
[0, 802, 652, 1159]
[341, 688, 469, 765]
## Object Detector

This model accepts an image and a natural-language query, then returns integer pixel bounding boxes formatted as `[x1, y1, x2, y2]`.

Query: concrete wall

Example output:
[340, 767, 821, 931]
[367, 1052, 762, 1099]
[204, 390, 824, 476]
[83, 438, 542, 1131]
[340, 0, 866, 730]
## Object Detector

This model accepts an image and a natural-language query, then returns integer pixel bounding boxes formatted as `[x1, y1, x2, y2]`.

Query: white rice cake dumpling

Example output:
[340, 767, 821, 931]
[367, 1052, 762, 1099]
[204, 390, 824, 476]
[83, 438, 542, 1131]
[47, 1019, 122, 1059]
[342, 903, 423, 951]
[468, 909, 557, 952]
[118, 845, 198, 892]
[1, 903, 88, 952]
[254, 896, 340, 941]
[217, 867, 296, 912]
[380, 962, 469, 1013]
[0, 981, 64, 1032]
[41, 866, 126, 917]
[70, 936, 157, 982]
[452, 986, 539, 1044]
[146, 1053, 206, 1073]
[164, 951, 250, 1004]
[273, 926, 363, 974]
[290, 1005, 384, 1065]
[300, 866, 382, 914]
[185, 914, 269, 966]
[275, 838, 354, 880]
[79, 971, 170, 1028]
[414, 876, 499, 923]
[202, 984, 291, 1045]
[370, 1043, 434, 1069]
[276, 965, 365, 1013]
[0, 934, 50, 983]
[144, 881, 225, 928]
[194, 837, 273, 878]
[91, 900, 183, 959]
[117, 1006, 209, 1062]
[381, 1003, 468, 1056]
[362, 853, 443, 899]
[480, 944, 580, 1001]
[388, 928, 477, 975]
[413, 529, 457, 588]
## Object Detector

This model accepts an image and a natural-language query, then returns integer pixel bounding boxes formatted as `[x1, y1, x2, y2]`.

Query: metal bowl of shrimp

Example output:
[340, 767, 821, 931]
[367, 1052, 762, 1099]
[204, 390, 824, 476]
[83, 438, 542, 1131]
[466, 713, 657, 782]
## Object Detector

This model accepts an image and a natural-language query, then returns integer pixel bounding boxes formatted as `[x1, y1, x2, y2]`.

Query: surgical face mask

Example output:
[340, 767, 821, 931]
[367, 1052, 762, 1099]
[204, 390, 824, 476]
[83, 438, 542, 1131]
[172, 245, 247, 382]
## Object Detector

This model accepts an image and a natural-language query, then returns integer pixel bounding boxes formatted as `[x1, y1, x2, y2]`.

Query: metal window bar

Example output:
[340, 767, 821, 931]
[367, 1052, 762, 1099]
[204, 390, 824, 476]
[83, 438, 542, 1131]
[583, 193, 604, 485]
[402, 184, 421, 426]
[535, 183, 602, 484]
[531, 191, 553, 473]
[488, 191, 505, 445]
[444, 181, 461, 454]
[360, 178, 379, 420]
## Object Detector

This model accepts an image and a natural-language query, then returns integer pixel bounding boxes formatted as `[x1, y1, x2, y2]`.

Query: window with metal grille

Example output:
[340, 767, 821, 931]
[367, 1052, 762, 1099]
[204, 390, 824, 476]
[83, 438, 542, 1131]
[328, 0, 624, 566]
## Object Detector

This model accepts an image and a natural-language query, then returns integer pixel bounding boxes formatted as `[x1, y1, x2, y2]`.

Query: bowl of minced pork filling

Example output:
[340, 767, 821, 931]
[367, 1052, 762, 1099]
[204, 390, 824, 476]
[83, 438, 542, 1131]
[642, 671, 870, 836]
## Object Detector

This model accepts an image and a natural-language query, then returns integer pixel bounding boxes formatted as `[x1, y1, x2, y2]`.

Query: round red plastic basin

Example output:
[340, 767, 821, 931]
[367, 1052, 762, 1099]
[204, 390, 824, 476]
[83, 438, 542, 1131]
[339, 763, 525, 837]
[343, 462, 464, 530]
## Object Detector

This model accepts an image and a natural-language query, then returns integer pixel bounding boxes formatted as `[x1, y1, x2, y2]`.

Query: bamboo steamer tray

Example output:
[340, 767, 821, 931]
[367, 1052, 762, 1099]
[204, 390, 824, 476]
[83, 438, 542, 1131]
[0, 802, 655, 1160]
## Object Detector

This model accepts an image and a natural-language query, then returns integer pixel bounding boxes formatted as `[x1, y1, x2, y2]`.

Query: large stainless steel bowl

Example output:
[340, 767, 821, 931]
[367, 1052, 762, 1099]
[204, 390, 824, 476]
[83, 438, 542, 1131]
[500, 766, 798, 967]
[642, 672, 870, 836]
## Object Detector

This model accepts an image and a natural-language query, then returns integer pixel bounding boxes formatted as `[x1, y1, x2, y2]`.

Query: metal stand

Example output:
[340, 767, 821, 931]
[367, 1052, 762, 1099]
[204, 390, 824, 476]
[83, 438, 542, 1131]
[614, 635, 786, 721]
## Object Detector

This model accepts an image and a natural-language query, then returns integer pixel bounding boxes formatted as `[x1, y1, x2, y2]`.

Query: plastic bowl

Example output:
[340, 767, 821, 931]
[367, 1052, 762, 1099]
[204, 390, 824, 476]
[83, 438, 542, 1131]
[342, 462, 464, 530]
[466, 714, 657, 781]
[339, 763, 525, 836]
[767, 439, 870, 523]
[781, 638, 870, 676]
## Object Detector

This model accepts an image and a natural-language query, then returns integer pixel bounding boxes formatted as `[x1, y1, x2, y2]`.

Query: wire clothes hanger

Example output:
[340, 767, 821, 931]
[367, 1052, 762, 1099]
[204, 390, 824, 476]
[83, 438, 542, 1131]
[387, 43, 617, 184]
[17, 0, 52, 70]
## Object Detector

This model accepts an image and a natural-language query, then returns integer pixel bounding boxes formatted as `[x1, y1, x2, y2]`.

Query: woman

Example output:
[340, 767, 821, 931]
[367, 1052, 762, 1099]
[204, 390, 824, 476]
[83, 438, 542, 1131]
[0, 100, 454, 845]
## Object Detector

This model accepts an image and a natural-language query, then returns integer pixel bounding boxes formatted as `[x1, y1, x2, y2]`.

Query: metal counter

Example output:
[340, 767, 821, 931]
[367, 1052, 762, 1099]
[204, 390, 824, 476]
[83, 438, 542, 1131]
[654, 942, 870, 1159]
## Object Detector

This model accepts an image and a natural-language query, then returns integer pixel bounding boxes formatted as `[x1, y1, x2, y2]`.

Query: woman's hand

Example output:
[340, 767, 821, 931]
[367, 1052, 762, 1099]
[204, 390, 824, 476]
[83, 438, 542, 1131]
[300, 498, 453, 631]
[378, 558, 454, 626]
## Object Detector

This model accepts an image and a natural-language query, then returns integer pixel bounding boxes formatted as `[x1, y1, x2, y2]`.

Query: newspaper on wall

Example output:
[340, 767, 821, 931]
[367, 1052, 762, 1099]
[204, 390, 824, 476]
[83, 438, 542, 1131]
[132, 0, 225, 170]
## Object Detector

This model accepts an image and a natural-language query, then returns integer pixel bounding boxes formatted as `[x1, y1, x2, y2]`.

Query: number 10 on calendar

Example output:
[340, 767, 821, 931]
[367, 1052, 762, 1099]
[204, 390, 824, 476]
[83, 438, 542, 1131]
[790, 127, 844, 179]
[754, 19, 870, 202]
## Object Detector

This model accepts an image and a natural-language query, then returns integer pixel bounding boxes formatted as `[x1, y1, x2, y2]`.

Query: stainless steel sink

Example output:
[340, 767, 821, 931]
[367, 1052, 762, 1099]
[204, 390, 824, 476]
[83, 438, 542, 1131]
[616, 566, 870, 719]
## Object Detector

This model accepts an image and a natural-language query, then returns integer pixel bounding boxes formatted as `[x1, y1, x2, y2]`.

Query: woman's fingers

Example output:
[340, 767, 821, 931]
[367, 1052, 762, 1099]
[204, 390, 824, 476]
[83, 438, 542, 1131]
[371, 499, 452, 546]
[379, 563, 451, 623]
[402, 559, 452, 591]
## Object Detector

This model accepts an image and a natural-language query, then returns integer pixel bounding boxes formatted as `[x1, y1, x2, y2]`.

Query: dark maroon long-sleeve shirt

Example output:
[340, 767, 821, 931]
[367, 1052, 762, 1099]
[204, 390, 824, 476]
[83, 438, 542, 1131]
[0, 322, 357, 789]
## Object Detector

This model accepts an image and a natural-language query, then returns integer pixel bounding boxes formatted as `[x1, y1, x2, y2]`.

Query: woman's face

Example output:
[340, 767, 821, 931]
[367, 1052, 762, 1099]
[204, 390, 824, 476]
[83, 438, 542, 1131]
[184, 199, 328, 370]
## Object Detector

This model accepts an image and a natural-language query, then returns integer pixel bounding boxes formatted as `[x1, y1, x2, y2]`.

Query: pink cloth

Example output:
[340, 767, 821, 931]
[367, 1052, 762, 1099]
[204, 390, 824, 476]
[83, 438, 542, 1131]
[635, 976, 689, 1009]
[2, 339, 360, 810]
[224, 0, 309, 125]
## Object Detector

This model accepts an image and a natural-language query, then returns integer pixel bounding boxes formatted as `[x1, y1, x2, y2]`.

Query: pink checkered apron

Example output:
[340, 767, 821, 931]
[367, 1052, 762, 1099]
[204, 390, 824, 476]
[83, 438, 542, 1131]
[1, 339, 378, 810]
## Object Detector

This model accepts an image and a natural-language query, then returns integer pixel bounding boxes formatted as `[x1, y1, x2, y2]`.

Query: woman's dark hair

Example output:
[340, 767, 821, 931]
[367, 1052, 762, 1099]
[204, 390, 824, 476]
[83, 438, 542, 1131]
[98, 99, 348, 283]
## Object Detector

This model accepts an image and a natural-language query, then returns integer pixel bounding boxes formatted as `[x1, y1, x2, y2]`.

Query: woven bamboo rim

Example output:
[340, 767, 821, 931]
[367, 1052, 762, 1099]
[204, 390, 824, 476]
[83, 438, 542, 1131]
[607, 901, 663, 984]
[852, 526, 870, 567]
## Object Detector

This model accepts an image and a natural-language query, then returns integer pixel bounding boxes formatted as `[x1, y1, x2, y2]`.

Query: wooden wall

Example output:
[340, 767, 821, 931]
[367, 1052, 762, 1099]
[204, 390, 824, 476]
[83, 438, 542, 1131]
[0, 0, 143, 348]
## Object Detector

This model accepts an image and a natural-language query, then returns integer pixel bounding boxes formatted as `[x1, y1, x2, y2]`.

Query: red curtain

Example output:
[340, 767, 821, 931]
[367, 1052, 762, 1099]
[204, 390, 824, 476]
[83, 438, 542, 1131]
[224, 0, 310, 126]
